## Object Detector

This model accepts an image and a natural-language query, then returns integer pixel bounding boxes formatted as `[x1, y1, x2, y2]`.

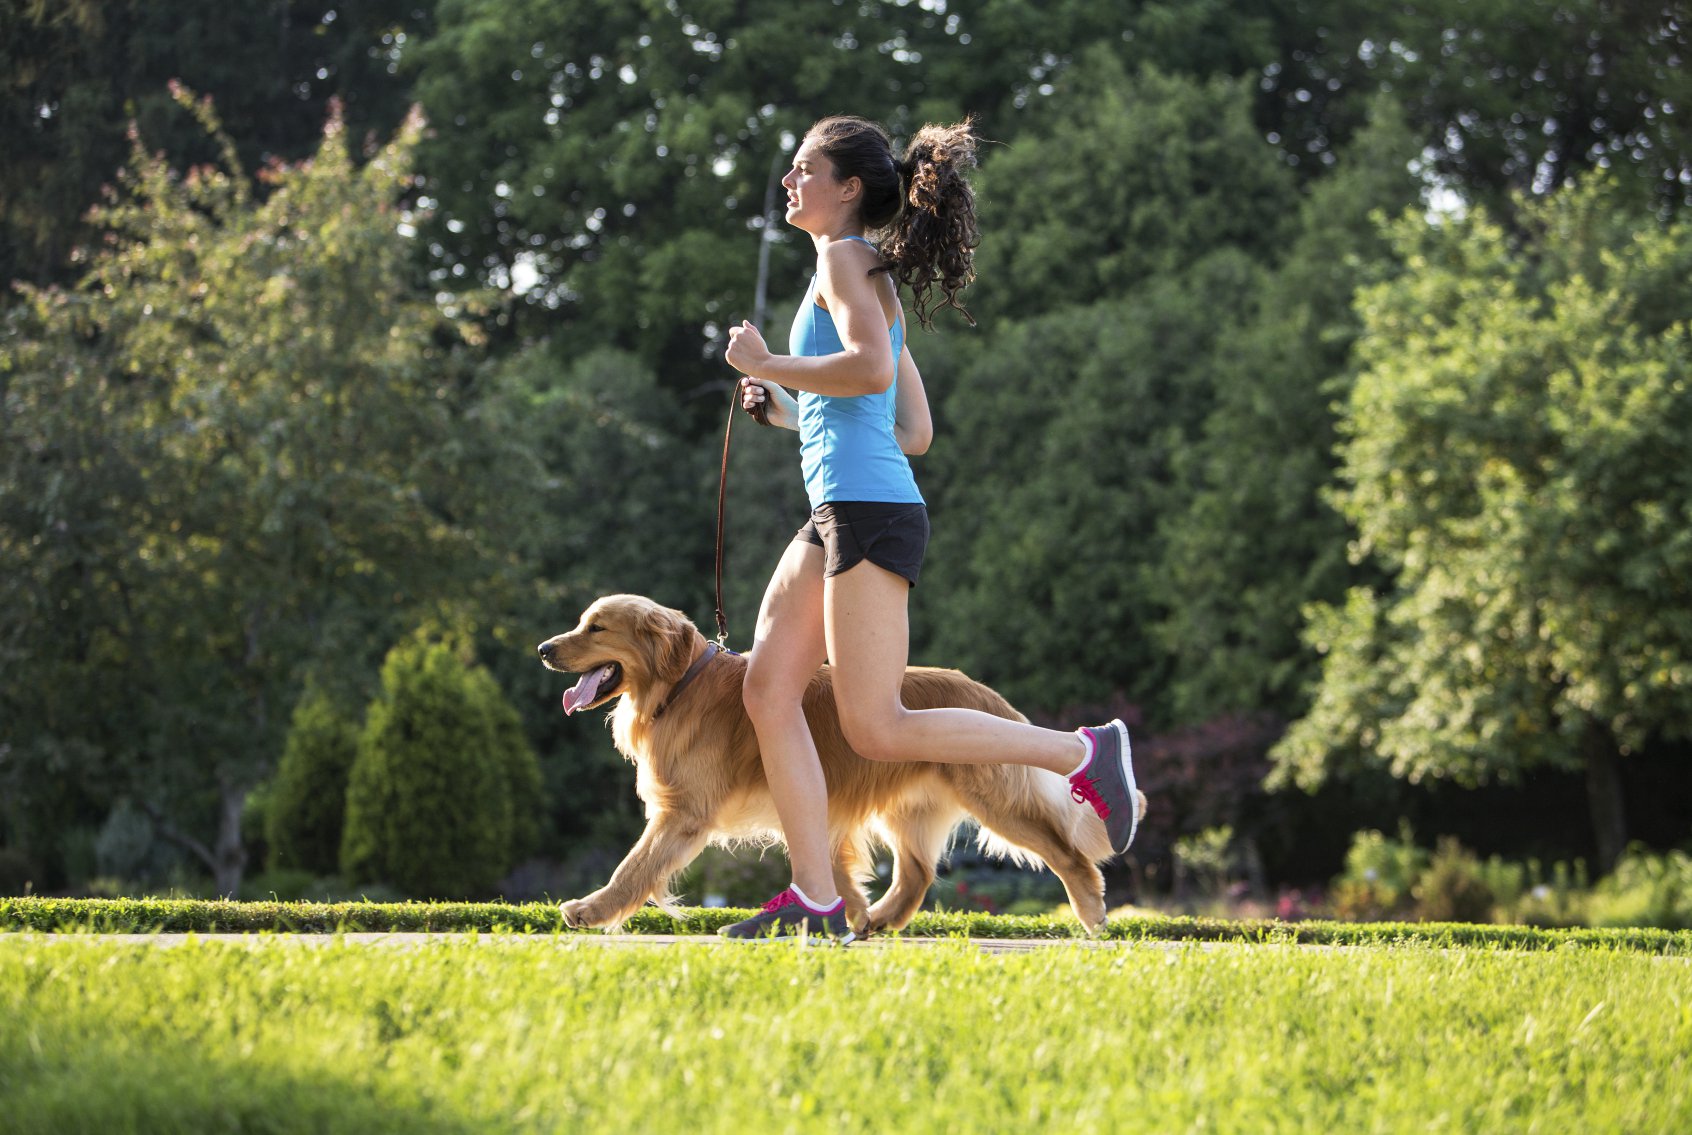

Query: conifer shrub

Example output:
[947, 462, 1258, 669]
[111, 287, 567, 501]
[471, 667, 546, 863]
[340, 635, 517, 898]
[266, 683, 361, 875]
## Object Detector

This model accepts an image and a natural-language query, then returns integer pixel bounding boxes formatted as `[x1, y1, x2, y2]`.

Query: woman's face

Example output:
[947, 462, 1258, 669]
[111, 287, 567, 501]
[781, 136, 856, 235]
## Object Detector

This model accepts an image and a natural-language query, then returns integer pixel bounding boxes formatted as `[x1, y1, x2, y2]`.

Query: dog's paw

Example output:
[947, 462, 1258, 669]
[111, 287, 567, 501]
[559, 898, 598, 929]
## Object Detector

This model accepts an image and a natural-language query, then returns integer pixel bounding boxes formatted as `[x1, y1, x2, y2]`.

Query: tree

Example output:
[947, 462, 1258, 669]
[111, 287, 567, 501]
[911, 57, 1297, 718]
[1246, 0, 1692, 211]
[965, 53, 1296, 325]
[0, 88, 532, 894]
[266, 683, 361, 876]
[1152, 96, 1424, 724]
[340, 633, 523, 897]
[1, 0, 434, 288]
[1273, 177, 1692, 870]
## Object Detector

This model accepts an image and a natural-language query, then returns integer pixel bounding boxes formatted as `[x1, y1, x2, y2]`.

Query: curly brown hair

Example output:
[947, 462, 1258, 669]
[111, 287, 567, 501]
[804, 115, 981, 329]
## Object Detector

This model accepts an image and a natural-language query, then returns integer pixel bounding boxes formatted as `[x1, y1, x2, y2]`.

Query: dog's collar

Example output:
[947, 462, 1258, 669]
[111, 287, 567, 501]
[651, 641, 729, 721]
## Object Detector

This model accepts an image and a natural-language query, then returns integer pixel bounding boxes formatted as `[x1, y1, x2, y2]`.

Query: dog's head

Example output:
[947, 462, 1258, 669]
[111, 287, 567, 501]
[536, 595, 700, 715]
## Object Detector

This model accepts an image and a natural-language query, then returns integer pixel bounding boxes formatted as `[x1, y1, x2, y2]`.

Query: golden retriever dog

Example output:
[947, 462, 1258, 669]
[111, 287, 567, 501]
[537, 594, 1143, 935]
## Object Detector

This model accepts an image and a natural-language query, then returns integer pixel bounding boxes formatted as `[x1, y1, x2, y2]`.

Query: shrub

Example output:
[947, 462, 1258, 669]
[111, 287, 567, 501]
[340, 634, 517, 898]
[266, 683, 361, 875]
[471, 667, 546, 864]
[1413, 838, 1497, 923]
[1510, 859, 1591, 928]
[1587, 848, 1692, 931]
[93, 801, 154, 882]
[1173, 825, 1237, 900]
[1329, 823, 1427, 920]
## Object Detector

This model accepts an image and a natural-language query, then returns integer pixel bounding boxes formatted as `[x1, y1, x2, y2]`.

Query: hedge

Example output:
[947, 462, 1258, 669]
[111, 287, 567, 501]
[3, 898, 1688, 954]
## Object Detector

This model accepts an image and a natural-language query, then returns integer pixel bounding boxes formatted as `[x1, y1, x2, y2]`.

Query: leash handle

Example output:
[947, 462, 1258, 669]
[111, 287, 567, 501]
[739, 376, 771, 426]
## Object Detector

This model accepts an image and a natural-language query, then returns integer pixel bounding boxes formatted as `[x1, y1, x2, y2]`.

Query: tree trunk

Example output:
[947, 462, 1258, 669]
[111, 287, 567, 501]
[212, 778, 249, 898]
[1582, 722, 1628, 875]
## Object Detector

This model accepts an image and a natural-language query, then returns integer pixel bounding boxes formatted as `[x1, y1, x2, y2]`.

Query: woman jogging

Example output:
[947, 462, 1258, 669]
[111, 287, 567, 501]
[720, 115, 1139, 942]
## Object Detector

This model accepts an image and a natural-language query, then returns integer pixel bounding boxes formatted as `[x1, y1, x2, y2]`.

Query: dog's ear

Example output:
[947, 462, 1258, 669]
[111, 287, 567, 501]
[641, 606, 696, 683]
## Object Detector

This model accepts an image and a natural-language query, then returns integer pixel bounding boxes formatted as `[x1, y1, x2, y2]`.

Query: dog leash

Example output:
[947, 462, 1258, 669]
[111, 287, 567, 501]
[714, 379, 770, 646]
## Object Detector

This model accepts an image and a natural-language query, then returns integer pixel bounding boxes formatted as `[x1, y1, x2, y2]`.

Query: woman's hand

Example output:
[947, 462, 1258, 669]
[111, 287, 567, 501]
[740, 376, 798, 430]
[725, 320, 772, 375]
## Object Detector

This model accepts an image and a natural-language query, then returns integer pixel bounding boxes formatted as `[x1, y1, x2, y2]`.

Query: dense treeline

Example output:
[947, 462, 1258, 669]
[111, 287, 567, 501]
[3, 0, 1689, 899]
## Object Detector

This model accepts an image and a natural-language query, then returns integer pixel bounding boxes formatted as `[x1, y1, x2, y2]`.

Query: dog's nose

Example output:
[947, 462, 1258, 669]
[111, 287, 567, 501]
[537, 641, 554, 660]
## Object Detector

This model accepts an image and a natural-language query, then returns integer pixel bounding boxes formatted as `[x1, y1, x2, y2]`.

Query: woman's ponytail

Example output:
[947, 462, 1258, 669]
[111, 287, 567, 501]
[884, 118, 981, 329]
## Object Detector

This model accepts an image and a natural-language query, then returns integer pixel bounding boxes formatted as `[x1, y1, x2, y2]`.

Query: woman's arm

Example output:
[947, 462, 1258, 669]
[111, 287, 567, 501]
[893, 341, 932, 455]
[724, 240, 896, 397]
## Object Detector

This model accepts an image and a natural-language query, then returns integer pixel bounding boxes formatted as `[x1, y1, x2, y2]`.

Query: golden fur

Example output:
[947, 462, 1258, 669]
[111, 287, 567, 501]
[538, 594, 1135, 934]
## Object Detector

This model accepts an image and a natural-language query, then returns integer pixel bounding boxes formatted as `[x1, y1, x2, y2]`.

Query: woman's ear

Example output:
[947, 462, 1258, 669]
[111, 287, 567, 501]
[840, 175, 862, 204]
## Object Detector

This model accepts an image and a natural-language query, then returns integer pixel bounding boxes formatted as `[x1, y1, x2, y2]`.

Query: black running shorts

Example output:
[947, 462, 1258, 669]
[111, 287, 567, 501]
[795, 501, 930, 587]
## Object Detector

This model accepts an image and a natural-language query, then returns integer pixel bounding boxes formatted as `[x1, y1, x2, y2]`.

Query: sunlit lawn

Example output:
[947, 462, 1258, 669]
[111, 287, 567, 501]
[3, 934, 1688, 1133]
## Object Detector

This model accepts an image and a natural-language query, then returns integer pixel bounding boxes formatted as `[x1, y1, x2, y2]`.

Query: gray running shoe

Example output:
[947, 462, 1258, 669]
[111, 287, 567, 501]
[1068, 719, 1140, 855]
[718, 888, 857, 945]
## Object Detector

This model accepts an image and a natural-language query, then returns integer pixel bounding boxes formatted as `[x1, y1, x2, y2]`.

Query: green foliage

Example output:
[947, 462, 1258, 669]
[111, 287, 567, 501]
[91, 800, 156, 882]
[471, 665, 546, 864]
[920, 254, 1266, 713]
[1276, 178, 1692, 839]
[1587, 848, 1692, 931]
[1, 87, 536, 893]
[0, 0, 429, 287]
[970, 53, 1296, 324]
[266, 684, 361, 875]
[10, 0, 1692, 895]
[1325, 829, 1692, 932]
[1330, 824, 1431, 919]
[1153, 95, 1423, 722]
[1353, 0, 1692, 212]
[1413, 838, 1501, 925]
[341, 634, 523, 898]
[1172, 825, 1238, 898]
[914, 59, 1303, 716]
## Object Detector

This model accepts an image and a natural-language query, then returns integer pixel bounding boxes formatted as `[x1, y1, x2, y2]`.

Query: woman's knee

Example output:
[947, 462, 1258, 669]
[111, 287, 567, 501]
[742, 660, 804, 726]
[839, 706, 905, 763]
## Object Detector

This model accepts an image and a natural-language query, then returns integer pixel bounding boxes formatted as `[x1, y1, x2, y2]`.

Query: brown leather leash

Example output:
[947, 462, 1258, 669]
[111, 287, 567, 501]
[714, 381, 769, 645]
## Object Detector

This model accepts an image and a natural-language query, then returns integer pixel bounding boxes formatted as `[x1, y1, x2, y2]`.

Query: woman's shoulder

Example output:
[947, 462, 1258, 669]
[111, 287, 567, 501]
[817, 235, 883, 277]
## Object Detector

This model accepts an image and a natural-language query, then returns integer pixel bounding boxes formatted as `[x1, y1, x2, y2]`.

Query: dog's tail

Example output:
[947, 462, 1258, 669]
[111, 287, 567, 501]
[969, 763, 1115, 867]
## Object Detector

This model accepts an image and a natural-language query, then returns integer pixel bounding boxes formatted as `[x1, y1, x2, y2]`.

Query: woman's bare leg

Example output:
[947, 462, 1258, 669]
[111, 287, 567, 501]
[823, 560, 1090, 774]
[742, 539, 838, 904]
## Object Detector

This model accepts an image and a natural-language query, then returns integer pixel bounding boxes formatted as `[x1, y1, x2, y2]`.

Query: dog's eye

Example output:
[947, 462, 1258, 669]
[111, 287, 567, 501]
[587, 624, 605, 634]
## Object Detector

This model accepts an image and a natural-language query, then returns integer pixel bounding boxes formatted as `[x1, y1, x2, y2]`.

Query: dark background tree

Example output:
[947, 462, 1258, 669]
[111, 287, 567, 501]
[1, 0, 436, 288]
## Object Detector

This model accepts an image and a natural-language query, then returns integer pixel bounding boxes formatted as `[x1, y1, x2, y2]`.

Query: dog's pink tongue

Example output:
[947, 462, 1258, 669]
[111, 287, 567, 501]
[562, 664, 614, 715]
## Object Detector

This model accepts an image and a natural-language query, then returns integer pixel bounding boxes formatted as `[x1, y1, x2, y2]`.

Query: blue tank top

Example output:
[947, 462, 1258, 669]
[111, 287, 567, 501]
[789, 237, 924, 509]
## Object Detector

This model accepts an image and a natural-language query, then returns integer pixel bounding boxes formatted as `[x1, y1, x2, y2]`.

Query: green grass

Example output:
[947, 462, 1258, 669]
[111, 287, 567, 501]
[2, 934, 1688, 1133]
[5, 897, 1692, 953]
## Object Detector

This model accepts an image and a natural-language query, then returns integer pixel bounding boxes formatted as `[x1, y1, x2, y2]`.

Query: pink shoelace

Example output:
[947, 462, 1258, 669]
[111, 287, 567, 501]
[1070, 770, 1111, 819]
[761, 889, 800, 913]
